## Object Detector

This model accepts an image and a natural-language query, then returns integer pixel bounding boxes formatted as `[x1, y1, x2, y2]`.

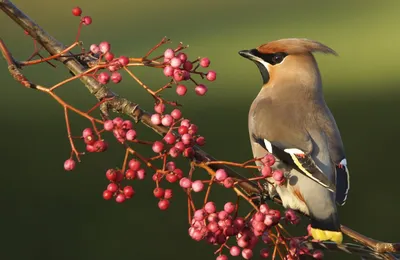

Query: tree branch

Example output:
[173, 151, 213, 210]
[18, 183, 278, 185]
[1, 0, 399, 259]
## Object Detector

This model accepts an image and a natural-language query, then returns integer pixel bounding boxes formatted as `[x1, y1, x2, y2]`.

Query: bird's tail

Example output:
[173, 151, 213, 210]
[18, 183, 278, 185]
[310, 218, 343, 244]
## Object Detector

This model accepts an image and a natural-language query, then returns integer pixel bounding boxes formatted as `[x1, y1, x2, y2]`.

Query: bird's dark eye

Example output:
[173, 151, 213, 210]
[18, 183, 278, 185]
[271, 53, 285, 65]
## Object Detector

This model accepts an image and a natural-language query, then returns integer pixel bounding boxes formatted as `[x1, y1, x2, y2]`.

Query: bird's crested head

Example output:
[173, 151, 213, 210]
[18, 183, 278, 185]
[239, 38, 337, 88]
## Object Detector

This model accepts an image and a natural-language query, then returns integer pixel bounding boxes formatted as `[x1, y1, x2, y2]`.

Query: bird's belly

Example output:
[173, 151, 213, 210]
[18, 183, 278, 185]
[268, 164, 310, 215]
[275, 183, 310, 215]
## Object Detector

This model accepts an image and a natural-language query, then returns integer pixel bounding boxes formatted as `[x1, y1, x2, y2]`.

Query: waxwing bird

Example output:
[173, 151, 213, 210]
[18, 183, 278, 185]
[239, 38, 350, 244]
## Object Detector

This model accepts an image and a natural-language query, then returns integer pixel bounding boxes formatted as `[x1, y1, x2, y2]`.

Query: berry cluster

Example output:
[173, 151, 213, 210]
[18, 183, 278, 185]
[90, 42, 127, 84]
[259, 154, 286, 185]
[162, 48, 216, 96]
[188, 201, 314, 260]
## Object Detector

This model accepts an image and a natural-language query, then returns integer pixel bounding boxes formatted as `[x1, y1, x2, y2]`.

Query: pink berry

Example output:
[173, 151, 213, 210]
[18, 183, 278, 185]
[107, 183, 118, 193]
[173, 69, 184, 81]
[126, 129, 137, 141]
[82, 16, 92, 25]
[181, 133, 193, 145]
[103, 190, 113, 200]
[164, 133, 176, 145]
[261, 165, 272, 177]
[194, 209, 206, 221]
[163, 66, 174, 77]
[272, 170, 285, 184]
[192, 180, 204, 192]
[103, 120, 114, 131]
[82, 128, 93, 138]
[161, 114, 173, 127]
[230, 246, 241, 256]
[153, 188, 165, 198]
[215, 169, 228, 181]
[128, 159, 141, 170]
[151, 113, 162, 125]
[115, 193, 126, 203]
[216, 255, 228, 260]
[200, 57, 210, 67]
[181, 119, 190, 127]
[171, 109, 182, 120]
[137, 169, 146, 180]
[123, 186, 135, 198]
[90, 44, 100, 54]
[106, 169, 117, 181]
[115, 170, 124, 182]
[206, 70, 217, 81]
[111, 72, 122, 83]
[224, 202, 235, 214]
[312, 250, 324, 259]
[262, 154, 275, 166]
[164, 48, 175, 59]
[196, 136, 206, 146]
[178, 125, 188, 135]
[218, 211, 228, 220]
[113, 117, 123, 127]
[204, 201, 216, 214]
[164, 189, 173, 199]
[122, 120, 132, 130]
[64, 159, 76, 171]
[174, 142, 185, 152]
[154, 103, 165, 114]
[118, 56, 129, 66]
[83, 134, 95, 145]
[158, 199, 170, 210]
[152, 141, 164, 153]
[183, 61, 193, 71]
[97, 72, 110, 84]
[170, 57, 182, 68]
[260, 248, 269, 258]
[183, 147, 194, 158]
[72, 7, 82, 16]
[223, 178, 234, 188]
[188, 124, 198, 135]
[93, 140, 108, 152]
[168, 147, 179, 158]
[125, 169, 136, 180]
[108, 64, 118, 72]
[166, 172, 178, 182]
[195, 84, 208, 96]
[182, 70, 190, 80]
[104, 52, 114, 62]
[177, 52, 188, 62]
[179, 177, 192, 189]
[242, 248, 253, 259]
[99, 42, 110, 54]
[166, 161, 176, 171]
[259, 204, 269, 214]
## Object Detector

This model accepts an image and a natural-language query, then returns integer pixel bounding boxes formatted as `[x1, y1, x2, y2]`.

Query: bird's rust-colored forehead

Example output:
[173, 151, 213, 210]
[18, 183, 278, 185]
[256, 38, 338, 56]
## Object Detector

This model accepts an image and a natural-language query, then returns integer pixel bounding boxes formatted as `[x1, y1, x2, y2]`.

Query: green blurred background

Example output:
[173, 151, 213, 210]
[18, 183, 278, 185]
[1, 0, 400, 259]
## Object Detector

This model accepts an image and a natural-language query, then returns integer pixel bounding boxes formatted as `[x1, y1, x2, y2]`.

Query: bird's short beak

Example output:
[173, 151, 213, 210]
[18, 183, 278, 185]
[238, 49, 257, 61]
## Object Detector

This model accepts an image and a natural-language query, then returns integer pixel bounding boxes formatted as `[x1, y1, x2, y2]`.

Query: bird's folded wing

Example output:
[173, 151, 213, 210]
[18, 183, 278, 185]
[250, 98, 336, 192]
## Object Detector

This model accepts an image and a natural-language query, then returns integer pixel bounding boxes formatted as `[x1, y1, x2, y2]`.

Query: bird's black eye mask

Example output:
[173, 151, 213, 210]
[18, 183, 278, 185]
[250, 49, 288, 66]
[249, 50, 288, 84]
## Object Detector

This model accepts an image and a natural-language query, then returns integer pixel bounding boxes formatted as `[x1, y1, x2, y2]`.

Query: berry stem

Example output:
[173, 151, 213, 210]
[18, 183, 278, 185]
[64, 106, 81, 162]
[20, 42, 79, 66]
[121, 148, 130, 173]
[203, 175, 215, 206]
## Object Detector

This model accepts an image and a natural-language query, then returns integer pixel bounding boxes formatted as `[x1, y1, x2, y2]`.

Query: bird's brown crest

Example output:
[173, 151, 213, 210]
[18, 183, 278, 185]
[257, 38, 338, 56]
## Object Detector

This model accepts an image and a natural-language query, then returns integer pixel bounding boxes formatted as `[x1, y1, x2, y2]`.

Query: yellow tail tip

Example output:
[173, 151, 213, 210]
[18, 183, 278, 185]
[310, 227, 343, 244]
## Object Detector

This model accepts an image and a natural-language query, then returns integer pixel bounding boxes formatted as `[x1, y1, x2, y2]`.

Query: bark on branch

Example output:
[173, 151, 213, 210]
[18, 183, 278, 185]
[1, 0, 399, 259]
